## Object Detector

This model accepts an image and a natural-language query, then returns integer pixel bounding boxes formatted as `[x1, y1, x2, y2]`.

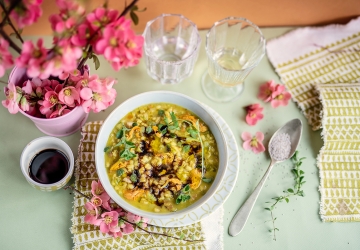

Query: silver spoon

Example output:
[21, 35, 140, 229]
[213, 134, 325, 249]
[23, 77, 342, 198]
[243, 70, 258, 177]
[228, 118, 303, 237]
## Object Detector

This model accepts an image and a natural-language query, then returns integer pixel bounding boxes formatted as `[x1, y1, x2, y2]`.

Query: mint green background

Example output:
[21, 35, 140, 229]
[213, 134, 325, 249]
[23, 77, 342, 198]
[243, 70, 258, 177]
[1, 28, 359, 250]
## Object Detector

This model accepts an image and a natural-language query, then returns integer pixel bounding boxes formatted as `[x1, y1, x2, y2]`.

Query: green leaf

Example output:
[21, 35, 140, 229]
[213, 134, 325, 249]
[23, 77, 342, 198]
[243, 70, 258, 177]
[146, 126, 152, 134]
[287, 188, 294, 193]
[92, 54, 101, 70]
[104, 146, 111, 152]
[158, 110, 165, 116]
[265, 208, 271, 211]
[285, 197, 289, 203]
[116, 168, 125, 177]
[183, 184, 190, 193]
[187, 129, 198, 138]
[132, 122, 138, 127]
[169, 112, 179, 129]
[130, 11, 139, 25]
[130, 173, 137, 182]
[116, 129, 123, 139]
[182, 145, 190, 153]
[202, 177, 212, 183]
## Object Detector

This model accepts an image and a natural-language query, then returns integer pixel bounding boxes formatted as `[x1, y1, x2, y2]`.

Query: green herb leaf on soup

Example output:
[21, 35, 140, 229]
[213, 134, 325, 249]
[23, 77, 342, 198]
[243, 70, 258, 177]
[187, 129, 198, 138]
[104, 146, 111, 152]
[146, 126, 152, 134]
[116, 168, 125, 177]
[130, 173, 137, 182]
[182, 145, 190, 153]
[202, 177, 212, 183]
[158, 110, 165, 116]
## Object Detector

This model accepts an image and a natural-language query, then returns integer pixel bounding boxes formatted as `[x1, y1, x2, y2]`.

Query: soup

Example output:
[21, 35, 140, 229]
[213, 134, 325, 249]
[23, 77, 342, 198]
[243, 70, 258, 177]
[104, 103, 219, 213]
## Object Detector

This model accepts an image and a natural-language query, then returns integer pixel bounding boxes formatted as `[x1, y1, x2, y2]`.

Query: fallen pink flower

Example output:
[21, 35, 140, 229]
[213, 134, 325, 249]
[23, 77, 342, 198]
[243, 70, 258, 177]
[84, 201, 101, 225]
[258, 80, 277, 103]
[245, 103, 264, 126]
[2, 82, 21, 114]
[241, 131, 265, 154]
[271, 85, 292, 108]
[91, 180, 110, 202]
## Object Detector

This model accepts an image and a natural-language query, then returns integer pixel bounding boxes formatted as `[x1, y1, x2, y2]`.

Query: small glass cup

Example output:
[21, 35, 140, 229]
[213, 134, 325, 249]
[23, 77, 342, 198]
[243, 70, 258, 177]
[201, 17, 266, 102]
[143, 14, 201, 84]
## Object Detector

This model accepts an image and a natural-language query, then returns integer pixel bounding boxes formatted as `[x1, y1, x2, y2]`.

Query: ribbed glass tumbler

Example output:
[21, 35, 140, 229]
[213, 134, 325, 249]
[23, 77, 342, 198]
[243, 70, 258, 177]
[143, 14, 201, 84]
[201, 17, 266, 102]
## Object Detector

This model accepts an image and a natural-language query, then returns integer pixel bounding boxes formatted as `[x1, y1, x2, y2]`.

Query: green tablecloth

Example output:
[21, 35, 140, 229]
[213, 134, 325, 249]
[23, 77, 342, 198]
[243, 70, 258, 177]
[1, 28, 359, 250]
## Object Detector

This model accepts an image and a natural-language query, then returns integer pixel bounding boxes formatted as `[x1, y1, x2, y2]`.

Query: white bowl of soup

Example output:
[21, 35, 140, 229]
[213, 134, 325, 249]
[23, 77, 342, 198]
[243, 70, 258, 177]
[95, 91, 228, 220]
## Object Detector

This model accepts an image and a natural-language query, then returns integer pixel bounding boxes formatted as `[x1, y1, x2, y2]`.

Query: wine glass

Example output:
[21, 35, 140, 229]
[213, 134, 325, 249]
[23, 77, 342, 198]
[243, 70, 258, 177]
[201, 17, 266, 102]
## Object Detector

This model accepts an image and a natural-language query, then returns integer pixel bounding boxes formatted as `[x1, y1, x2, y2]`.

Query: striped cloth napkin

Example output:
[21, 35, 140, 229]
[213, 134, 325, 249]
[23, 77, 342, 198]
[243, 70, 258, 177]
[316, 84, 360, 222]
[266, 17, 360, 222]
[70, 121, 223, 250]
[267, 16, 360, 131]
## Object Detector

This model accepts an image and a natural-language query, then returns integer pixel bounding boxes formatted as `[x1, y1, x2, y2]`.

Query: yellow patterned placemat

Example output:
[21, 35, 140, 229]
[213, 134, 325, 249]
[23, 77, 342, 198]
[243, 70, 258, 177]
[316, 83, 360, 222]
[267, 17, 360, 130]
[70, 121, 206, 250]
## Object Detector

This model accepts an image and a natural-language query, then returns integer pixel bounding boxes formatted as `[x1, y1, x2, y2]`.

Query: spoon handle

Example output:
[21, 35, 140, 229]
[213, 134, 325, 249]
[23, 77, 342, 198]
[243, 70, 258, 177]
[228, 160, 276, 236]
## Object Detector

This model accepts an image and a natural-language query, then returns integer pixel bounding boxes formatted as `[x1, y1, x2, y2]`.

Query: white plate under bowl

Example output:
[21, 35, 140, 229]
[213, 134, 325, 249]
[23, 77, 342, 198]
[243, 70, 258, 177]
[149, 103, 240, 227]
[95, 91, 229, 222]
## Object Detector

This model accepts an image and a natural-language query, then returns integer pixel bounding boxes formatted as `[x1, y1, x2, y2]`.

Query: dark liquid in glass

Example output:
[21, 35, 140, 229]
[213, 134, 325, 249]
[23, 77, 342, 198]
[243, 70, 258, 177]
[29, 149, 69, 184]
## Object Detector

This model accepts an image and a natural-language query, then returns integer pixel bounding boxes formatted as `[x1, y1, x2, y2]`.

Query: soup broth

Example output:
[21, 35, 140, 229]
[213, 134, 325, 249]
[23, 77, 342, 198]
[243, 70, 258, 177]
[104, 103, 219, 213]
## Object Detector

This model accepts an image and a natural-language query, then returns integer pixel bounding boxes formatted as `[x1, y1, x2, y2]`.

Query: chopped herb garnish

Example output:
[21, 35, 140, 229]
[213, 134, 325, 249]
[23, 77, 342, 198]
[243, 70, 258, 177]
[187, 128, 198, 138]
[182, 144, 190, 153]
[168, 112, 179, 130]
[202, 177, 212, 183]
[130, 172, 137, 182]
[116, 168, 125, 176]
[158, 110, 165, 116]
[116, 129, 123, 139]
[132, 122, 138, 127]
[145, 126, 152, 134]
[176, 184, 191, 204]
[104, 146, 111, 152]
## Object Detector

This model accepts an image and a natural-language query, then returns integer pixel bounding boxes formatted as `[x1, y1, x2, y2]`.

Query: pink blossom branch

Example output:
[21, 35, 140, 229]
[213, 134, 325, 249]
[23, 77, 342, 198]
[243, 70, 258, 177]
[0, 1, 24, 43]
[0, 0, 22, 27]
[77, 0, 139, 70]
[0, 27, 21, 54]
[63, 185, 92, 200]
[121, 218, 204, 243]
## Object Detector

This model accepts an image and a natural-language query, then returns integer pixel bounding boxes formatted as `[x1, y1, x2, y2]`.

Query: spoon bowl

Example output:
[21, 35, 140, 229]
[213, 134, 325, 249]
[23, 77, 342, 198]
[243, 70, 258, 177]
[228, 118, 303, 236]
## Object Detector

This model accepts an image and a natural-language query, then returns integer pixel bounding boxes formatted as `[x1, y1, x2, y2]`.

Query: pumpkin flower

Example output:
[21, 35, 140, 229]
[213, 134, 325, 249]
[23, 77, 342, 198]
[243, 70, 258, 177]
[241, 131, 265, 154]
[244, 103, 264, 126]
[270, 85, 292, 108]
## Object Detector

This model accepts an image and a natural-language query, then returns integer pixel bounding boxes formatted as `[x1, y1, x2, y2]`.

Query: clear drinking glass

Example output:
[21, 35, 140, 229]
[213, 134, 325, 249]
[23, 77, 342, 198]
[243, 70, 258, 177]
[201, 17, 266, 102]
[143, 14, 201, 84]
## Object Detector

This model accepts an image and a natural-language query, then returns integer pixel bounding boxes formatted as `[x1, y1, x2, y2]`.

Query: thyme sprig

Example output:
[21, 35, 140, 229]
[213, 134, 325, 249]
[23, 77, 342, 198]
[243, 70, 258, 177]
[265, 150, 306, 241]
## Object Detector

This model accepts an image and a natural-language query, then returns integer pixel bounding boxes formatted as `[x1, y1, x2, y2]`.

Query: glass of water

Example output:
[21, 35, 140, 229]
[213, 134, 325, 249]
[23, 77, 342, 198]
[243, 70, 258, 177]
[143, 14, 201, 84]
[201, 17, 266, 102]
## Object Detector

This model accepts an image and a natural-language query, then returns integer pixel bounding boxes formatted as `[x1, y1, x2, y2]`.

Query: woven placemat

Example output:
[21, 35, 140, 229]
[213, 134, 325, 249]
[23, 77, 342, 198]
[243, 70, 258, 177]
[70, 121, 206, 249]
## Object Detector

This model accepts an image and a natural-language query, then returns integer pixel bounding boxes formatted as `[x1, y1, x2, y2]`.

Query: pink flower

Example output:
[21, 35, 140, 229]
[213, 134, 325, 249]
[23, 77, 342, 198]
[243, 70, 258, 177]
[2, 82, 21, 114]
[241, 131, 265, 154]
[84, 202, 101, 225]
[80, 78, 117, 113]
[86, 8, 118, 32]
[58, 86, 80, 107]
[270, 85, 292, 108]
[126, 212, 142, 224]
[258, 80, 277, 102]
[120, 221, 134, 234]
[245, 104, 264, 126]
[10, 0, 43, 28]
[91, 180, 110, 202]
[99, 211, 119, 234]
[0, 38, 14, 77]
[49, 105, 71, 118]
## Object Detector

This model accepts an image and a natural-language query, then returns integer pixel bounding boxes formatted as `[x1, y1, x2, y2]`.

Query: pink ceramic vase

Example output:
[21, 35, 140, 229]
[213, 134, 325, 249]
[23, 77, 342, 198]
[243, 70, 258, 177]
[9, 66, 89, 137]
